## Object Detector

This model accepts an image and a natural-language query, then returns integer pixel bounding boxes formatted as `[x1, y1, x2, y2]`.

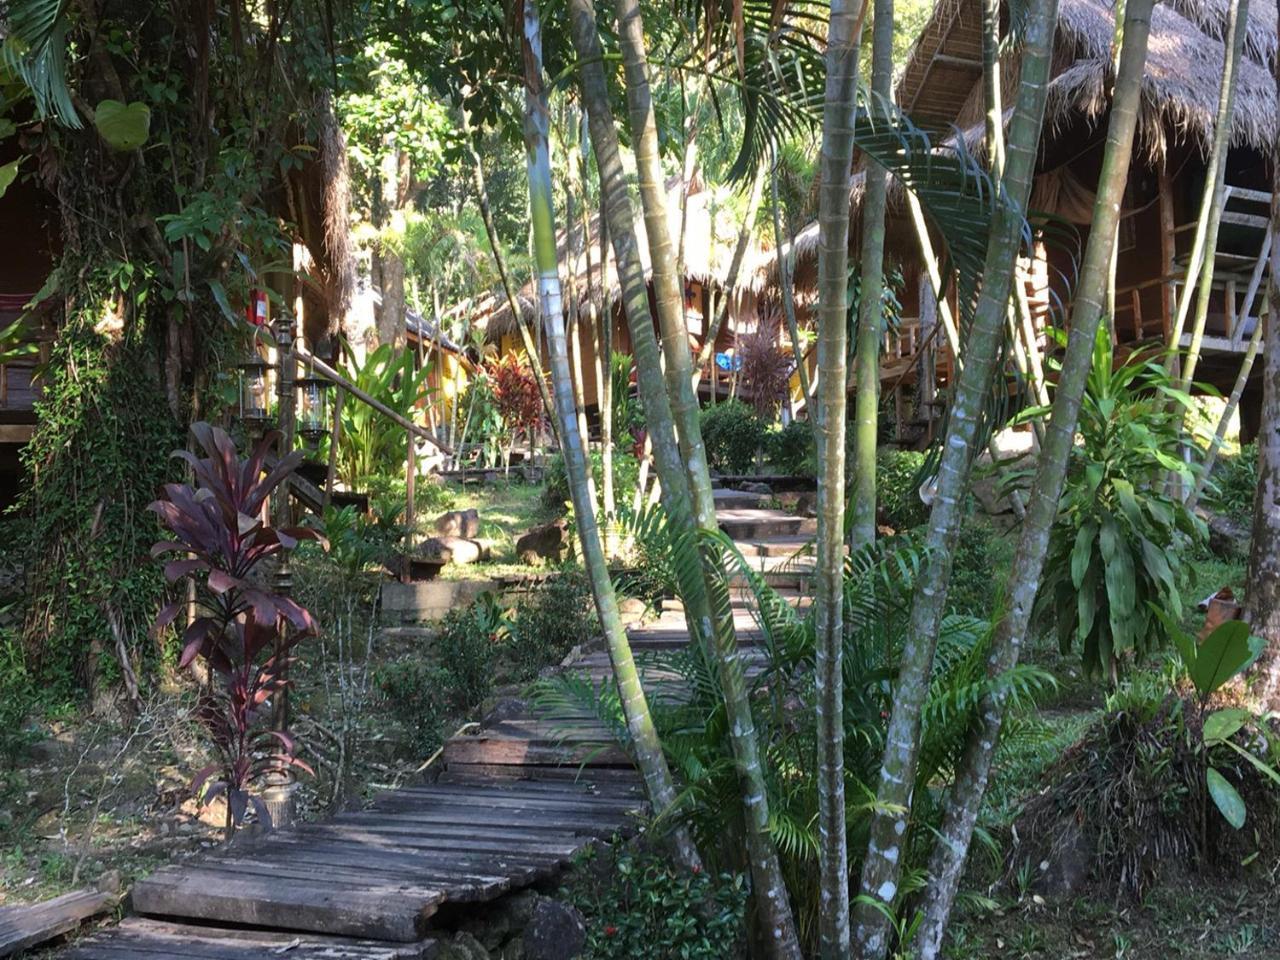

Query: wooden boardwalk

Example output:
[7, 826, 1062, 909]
[58, 496, 806, 958]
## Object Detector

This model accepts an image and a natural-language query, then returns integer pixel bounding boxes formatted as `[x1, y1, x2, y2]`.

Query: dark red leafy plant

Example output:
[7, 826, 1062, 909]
[488, 353, 542, 437]
[150, 422, 326, 833]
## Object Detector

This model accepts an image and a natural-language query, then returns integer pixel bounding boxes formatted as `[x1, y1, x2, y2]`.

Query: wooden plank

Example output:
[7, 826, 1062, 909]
[195, 854, 509, 901]
[440, 738, 631, 767]
[65, 918, 435, 960]
[382, 785, 642, 813]
[130, 869, 439, 942]
[0, 888, 113, 957]
[291, 824, 576, 866]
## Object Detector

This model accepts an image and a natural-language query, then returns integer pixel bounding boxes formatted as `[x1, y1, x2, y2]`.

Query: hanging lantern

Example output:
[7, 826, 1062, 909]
[238, 358, 272, 428]
[296, 377, 332, 443]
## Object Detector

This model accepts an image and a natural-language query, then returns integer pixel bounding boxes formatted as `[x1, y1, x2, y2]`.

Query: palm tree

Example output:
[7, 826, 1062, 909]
[913, 1, 1157, 953]
[518, 0, 698, 871]
[849, 0, 895, 556]
[810, 0, 868, 952]
[1244, 9, 1280, 711]
[850, 0, 1063, 954]
[570, 1, 803, 950]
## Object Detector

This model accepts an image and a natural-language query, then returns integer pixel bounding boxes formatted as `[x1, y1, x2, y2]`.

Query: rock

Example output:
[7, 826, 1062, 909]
[1199, 586, 1243, 640]
[522, 899, 586, 960]
[616, 596, 648, 625]
[1032, 818, 1094, 899]
[437, 932, 492, 960]
[482, 698, 529, 729]
[1205, 510, 1250, 561]
[738, 481, 772, 495]
[436, 508, 481, 539]
[516, 519, 569, 565]
[423, 536, 490, 565]
[95, 869, 123, 895]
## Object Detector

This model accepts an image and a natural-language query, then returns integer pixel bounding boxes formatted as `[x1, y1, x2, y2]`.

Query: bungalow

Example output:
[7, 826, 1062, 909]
[475, 177, 766, 416]
[772, 0, 1276, 441]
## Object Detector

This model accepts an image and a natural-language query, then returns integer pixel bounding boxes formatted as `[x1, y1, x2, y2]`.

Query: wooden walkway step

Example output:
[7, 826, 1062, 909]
[64, 918, 437, 959]
[57, 503, 798, 959]
[717, 508, 810, 540]
[0, 889, 114, 958]
[116, 780, 642, 945]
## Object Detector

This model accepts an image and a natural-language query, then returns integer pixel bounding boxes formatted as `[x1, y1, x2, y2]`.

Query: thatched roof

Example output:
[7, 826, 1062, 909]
[480, 177, 763, 340]
[916, 0, 1277, 161]
[764, 0, 1277, 295]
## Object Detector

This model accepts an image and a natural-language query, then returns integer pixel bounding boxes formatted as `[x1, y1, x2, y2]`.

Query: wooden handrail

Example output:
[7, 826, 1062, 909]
[294, 345, 453, 454]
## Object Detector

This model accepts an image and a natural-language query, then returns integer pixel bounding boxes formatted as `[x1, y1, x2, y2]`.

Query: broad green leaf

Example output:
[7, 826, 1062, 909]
[1150, 604, 1196, 675]
[1100, 515, 1136, 619]
[1077, 563, 1099, 646]
[1191, 620, 1265, 699]
[93, 99, 151, 151]
[1206, 767, 1246, 829]
[207, 280, 239, 325]
[0, 158, 20, 198]
[1221, 739, 1280, 787]
[1203, 708, 1251, 744]
[1070, 521, 1097, 588]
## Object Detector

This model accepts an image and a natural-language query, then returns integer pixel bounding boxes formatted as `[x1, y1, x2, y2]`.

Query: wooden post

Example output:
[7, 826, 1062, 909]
[325, 385, 343, 508]
[1159, 163, 1177, 340]
[405, 422, 416, 573]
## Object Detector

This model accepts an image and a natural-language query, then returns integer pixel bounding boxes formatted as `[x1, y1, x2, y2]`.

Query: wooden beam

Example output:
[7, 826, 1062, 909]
[932, 54, 983, 69]
[0, 424, 34, 444]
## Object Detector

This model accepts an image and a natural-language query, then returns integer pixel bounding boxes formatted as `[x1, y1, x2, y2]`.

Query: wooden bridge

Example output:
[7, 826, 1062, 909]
[49, 492, 810, 958]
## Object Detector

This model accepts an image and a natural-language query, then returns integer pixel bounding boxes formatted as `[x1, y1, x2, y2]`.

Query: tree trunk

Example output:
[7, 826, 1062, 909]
[771, 159, 810, 402]
[812, 0, 868, 951]
[694, 166, 767, 378]
[1188, 297, 1265, 511]
[463, 111, 557, 440]
[518, 0, 698, 869]
[913, 3, 1155, 955]
[1164, 0, 1248, 369]
[849, 0, 894, 553]
[1244, 25, 1280, 711]
[575, 0, 802, 951]
[377, 141, 409, 349]
[1178, 0, 1249, 390]
[850, 0, 1061, 954]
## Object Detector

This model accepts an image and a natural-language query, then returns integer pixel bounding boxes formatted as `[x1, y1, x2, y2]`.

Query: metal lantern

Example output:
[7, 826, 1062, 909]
[238, 358, 272, 428]
[296, 376, 332, 443]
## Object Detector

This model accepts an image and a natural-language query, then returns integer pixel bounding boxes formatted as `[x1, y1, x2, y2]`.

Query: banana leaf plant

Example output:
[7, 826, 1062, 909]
[149, 422, 326, 833]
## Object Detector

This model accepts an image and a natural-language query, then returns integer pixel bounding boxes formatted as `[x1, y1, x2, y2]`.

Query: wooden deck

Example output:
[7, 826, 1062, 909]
[58, 497, 799, 958]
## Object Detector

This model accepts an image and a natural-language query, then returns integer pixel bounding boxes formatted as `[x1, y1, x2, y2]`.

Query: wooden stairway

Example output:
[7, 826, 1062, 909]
[58, 497, 806, 959]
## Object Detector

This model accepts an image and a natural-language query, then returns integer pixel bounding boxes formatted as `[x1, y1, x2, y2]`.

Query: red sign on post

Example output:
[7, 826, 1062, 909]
[246, 289, 268, 327]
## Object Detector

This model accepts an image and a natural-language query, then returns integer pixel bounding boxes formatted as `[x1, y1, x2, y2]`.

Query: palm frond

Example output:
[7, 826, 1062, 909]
[4, 0, 79, 127]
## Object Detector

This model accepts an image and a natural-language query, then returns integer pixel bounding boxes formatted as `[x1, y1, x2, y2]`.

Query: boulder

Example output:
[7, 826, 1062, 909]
[738, 481, 773, 496]
[437, 932, 491, 960]
[423, 536, 490, 565]
[481, 697, 529, 729]
[522, 899, 586, 960]
[1031, 818, 1095, 899]
[617, 596, 648, 625]
[436, 508, 481, 539]
[516, 519, 569, 565]
[1205, 510, 1250, 561]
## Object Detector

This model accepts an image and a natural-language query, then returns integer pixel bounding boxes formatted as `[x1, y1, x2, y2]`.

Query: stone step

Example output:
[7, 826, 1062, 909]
[717, 508, 809, 540]
[733, 534, 816, 559]
[713, 488, 771, 510]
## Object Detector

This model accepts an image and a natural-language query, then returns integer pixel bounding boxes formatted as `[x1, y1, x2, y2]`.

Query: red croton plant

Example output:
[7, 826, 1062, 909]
[149, 423, 327, 833]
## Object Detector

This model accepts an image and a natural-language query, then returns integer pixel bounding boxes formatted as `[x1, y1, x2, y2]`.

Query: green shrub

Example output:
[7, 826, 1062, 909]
[508, 571, 599, 680]
[875, 449, 929, 531]
[766, 418, 816, 475]
[947, 513, 1012, 616]
[1034, 331, 1204, 681]
[0, 629, 37, 767]
[543, 450, 640, 512]
[1205, 442, 1257, 524]
[570, 846, 747, 960]
[700, 400, 768, 474]
[374, 660, 450, 755]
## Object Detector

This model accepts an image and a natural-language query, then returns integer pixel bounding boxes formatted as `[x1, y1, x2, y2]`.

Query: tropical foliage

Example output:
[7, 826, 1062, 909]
[149, 424, 325, 832]
[1033, 332, 1206, 681]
